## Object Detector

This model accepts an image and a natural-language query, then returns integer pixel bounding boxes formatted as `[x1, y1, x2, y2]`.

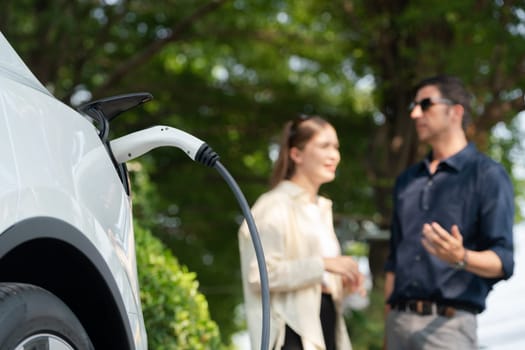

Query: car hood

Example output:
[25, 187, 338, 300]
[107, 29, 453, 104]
[0, 32, 52, 97]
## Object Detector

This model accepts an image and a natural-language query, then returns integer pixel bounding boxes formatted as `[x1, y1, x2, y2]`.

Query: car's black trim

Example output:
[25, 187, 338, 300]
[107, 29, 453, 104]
[76, 92, 153, 194]
[78, 92, 153, 122]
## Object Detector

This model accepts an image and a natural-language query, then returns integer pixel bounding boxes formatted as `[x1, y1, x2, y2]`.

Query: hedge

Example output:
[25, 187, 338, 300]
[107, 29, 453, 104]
[135, 223, 229, 350]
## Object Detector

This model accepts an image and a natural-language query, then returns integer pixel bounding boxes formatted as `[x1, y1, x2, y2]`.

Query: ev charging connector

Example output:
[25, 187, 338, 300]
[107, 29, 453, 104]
[110, 125, 270, 350]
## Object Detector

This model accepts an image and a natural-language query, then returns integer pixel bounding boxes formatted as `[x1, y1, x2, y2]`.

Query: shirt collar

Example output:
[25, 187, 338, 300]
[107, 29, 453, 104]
[423, 142, 476, 172]
[276, 180, 332, 209]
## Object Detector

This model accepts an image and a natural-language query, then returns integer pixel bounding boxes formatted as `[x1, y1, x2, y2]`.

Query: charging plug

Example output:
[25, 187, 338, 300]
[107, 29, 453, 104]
[110, 125, 219, 166]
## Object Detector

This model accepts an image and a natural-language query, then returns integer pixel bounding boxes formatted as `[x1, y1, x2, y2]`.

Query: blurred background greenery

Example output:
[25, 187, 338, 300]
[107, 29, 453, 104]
[3, 0, 525, 348]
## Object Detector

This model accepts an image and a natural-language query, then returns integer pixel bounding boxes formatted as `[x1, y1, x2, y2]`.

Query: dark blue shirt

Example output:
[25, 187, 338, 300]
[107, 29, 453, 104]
[385, 143, 514, 312]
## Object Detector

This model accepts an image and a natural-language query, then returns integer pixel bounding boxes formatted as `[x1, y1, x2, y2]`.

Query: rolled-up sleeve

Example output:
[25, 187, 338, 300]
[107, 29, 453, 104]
[479, 164, 515, 280]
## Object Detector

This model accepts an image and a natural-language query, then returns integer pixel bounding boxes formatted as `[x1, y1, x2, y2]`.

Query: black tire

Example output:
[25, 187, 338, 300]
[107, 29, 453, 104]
[0, 282, 94, 350]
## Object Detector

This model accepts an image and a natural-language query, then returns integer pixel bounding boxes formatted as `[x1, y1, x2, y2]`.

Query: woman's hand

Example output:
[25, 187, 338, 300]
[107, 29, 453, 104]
[323, 256, 366, 295]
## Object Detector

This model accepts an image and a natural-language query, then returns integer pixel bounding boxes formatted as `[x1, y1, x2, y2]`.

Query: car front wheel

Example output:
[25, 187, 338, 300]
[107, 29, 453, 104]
[0, 282, 94, 350]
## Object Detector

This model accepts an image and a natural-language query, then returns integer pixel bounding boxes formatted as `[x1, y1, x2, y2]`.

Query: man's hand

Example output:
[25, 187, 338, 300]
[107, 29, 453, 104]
[421, 222, 465, 265]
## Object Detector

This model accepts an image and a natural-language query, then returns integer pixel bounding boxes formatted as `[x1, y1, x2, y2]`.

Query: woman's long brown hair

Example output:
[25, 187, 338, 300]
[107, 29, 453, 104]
[269, 115, 331, 189]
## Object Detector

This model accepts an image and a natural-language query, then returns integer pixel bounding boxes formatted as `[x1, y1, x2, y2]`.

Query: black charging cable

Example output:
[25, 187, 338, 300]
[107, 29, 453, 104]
[196, 144, 270, 350]
[110, 129, 271, 350]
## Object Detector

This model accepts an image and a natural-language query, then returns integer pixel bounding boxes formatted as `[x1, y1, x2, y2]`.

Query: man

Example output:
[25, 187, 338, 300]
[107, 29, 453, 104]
[384, 75, 514, 350]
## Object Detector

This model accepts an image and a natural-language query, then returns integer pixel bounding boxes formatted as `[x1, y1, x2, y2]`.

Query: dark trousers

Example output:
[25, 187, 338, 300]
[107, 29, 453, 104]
[280, 293, 336, 350]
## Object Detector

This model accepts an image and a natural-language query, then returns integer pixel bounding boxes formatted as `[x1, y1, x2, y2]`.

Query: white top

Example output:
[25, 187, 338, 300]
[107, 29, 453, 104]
[304, 202, 339, 287]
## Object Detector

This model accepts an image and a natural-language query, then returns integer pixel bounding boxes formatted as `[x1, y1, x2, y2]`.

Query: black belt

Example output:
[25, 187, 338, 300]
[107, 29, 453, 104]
[391, 300, 480, 317]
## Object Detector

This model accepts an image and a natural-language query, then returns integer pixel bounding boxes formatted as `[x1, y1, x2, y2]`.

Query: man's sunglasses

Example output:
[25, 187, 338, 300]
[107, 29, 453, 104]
[408, 97, 454, 112]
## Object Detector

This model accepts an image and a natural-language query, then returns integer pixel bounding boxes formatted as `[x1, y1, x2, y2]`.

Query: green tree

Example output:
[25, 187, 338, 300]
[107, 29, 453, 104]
[3, 1, 525, 346]
[339, 0, 525, 227]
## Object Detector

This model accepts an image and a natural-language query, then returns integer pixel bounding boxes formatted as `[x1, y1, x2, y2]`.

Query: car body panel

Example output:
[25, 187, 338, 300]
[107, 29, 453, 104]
[0, 32, 147, 349]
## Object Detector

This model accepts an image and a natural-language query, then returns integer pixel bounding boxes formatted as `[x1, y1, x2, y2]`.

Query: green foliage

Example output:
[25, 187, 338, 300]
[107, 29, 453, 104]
[5, 1, 525, 347]
[344, 241, 370, 257]
[135, 222, 229, 350]
[131, 163, 230, 349]
[488, 119, 525, 222]
[346, 281, 385, 350]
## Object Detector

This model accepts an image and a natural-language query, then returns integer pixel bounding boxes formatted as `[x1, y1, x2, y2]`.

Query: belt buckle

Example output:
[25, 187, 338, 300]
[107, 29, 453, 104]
[409, 301, 432, 315]
[437, 305, 456, 318]
[415, 301, 424, 314]
[421, 301, 432, 315]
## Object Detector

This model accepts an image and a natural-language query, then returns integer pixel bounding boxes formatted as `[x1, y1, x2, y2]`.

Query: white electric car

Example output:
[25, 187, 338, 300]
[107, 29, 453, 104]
[0, 32, 148, 349]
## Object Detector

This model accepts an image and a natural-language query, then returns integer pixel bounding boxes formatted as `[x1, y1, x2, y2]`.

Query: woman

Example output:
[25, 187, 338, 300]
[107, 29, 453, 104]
[239, 115, 364, 350]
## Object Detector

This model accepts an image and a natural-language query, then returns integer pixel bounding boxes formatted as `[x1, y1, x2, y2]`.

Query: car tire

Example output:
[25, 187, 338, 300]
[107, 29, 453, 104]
[0, 282, 94, 350]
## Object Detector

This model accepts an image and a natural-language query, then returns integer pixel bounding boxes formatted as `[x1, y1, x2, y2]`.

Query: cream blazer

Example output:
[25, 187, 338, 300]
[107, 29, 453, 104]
[238, 181, 352, 350]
